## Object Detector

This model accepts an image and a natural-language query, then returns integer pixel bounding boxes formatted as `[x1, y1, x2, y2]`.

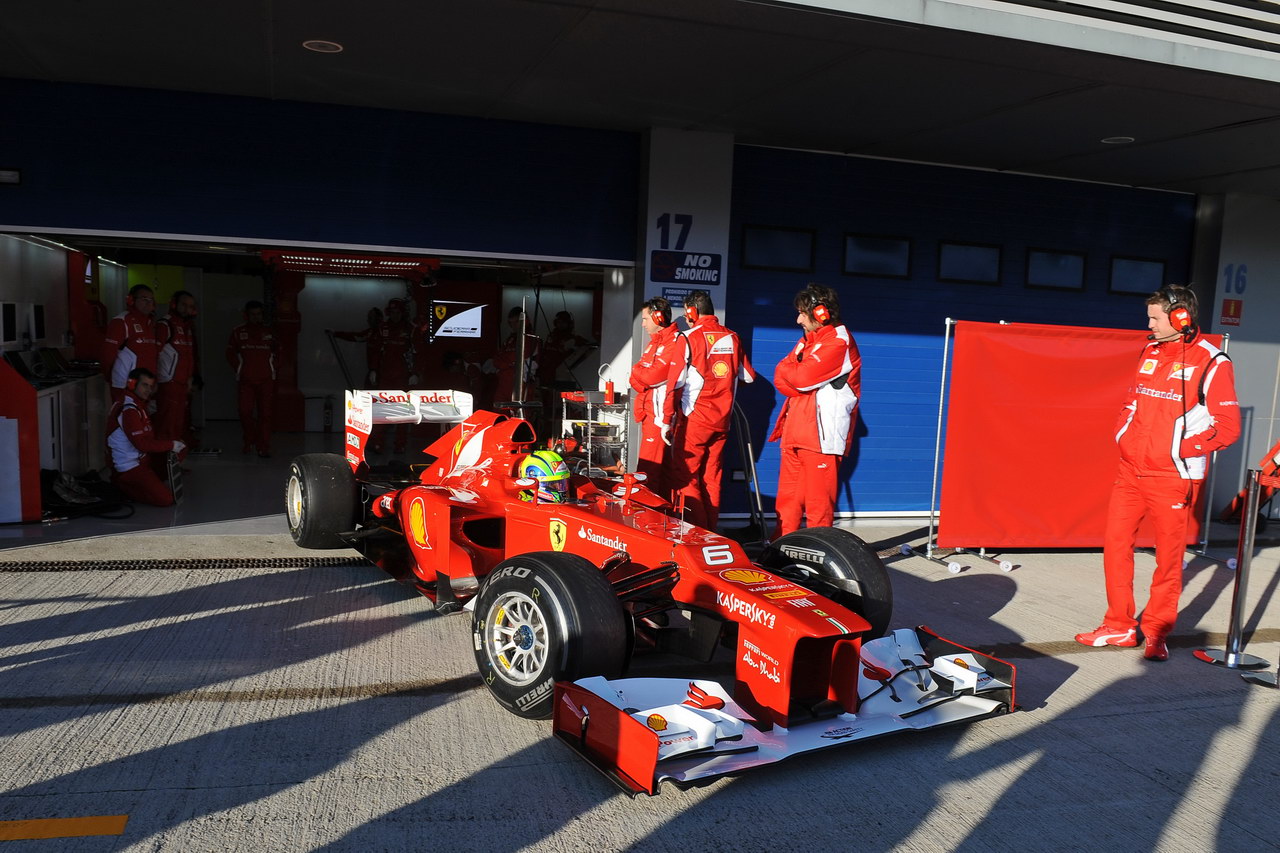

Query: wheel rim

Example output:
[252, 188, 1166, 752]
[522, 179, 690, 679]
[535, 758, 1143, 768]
[483, 591, 549, 687]
[774, 561, 863, 599]
[286, 473, 304, 530]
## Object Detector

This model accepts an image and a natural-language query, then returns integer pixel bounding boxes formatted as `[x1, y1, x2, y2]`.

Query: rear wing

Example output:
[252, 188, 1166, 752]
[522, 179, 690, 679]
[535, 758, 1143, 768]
[344, 389, 474, 469]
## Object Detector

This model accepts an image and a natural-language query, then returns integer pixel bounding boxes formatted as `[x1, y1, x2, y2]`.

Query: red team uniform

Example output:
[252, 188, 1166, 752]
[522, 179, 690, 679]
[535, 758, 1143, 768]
[629, 322, 687, 496]
[106, 389, 181, 506]
[672, 314, 754, 529]
[770, 323, 861, 537]
[154, 311, 197, 442]
[1101, 332, 1239, 641]
[102, 306, 158, 405]
[226, 322, 277, 455]
[371, 310, 416, 453]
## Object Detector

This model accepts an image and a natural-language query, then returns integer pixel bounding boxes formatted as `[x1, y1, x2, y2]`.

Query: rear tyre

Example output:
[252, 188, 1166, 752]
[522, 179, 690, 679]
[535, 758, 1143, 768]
[760, 527, 894, 638]
[472, 552, 627, 719]
[285, 453, 359, 549]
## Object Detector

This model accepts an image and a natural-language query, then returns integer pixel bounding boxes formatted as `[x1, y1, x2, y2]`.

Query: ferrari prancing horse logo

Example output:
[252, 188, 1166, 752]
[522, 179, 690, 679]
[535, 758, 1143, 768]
[549, 518, 567, 551]
[435, 305, 447, 320]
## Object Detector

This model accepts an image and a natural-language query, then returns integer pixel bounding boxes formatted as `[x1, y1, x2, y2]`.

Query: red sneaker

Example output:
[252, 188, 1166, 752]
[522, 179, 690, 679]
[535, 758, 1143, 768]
[1074, 624, 1138, 647]
[1143, 637, 1169, 661]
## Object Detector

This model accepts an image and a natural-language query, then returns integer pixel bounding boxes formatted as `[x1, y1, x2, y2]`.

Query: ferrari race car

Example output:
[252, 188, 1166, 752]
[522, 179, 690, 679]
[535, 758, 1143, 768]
[286, 389, 1017, 795]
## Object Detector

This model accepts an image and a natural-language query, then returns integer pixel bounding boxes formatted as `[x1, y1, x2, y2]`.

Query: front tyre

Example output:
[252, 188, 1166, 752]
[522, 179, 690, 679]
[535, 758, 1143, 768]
[760, 527, 893, 638]
[285, 453, 358, 549]
[472, 552, 627, 719]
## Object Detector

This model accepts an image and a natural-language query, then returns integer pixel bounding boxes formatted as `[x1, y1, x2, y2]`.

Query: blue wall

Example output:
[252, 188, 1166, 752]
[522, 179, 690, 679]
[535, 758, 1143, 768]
[0, 79, 640, 261]
[726, 145, 1196, 515]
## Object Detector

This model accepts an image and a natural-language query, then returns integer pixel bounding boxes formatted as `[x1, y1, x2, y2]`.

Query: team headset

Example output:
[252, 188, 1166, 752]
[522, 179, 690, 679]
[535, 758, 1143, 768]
[811, 300, 830, 325]
[649, 304, 667, 326]
[1158, 287, 1197, 501]
[684, 304, 698, 324]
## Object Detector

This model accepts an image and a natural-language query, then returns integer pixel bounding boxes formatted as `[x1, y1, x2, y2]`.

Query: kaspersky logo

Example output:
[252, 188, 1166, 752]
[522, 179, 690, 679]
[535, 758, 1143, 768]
[549, 519, 567, 552]
[715, 591, 776, 629]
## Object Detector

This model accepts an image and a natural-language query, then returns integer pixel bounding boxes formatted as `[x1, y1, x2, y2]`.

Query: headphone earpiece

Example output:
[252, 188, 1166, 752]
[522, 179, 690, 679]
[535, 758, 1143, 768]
[684, 304, 698, 324]
[126, 293, 134, 308]
[1170, 306, 1192, 331]
[126, 377, 137, 391]
[652, 309, 666, 326]
[812, 302, 830, 325]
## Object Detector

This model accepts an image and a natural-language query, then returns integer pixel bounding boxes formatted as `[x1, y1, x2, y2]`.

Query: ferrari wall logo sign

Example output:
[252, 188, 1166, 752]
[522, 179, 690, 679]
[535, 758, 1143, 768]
[549, 518, 568, 551]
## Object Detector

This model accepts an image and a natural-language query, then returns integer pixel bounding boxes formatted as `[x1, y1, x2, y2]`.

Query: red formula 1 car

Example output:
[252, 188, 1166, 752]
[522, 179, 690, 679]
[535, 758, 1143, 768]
[287, 390, 1016, 795]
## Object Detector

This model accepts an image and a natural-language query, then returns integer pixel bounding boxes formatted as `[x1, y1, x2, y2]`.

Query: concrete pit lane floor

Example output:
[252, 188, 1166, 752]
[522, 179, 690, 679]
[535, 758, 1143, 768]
[1, 424, 1278, 852]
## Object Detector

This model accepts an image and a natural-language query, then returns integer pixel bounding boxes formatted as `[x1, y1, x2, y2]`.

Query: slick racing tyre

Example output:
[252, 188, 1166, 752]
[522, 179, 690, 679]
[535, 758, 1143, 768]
[760, 527, 893, 638]
[285, 453, 359, 549]
[473, 552, 627, 719]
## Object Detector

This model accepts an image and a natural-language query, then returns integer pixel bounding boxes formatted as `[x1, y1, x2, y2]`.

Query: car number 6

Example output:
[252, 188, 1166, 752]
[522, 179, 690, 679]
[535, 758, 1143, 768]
[701, 544, 735, 565]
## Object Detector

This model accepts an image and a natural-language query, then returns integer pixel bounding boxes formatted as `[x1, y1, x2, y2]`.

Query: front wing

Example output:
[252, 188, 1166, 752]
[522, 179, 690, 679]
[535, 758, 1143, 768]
[552, 626, 1016, 795]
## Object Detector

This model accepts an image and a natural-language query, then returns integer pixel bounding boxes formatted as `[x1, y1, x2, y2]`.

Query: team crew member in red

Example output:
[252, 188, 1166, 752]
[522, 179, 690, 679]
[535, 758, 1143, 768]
[487, 307, 542, 406]
[1076, 285, 1240, 662]
[154, 290, 200, 444]
[226, 300, 278, 458]
[769, 284, 861, 538]
[370, 298, 417, 454]
[332, 306, 383, 386]
[671, 290, 755, 530]
[629, 296, 688, 497]
[101, 285, 159, 405]
[106, 368, 185, 506]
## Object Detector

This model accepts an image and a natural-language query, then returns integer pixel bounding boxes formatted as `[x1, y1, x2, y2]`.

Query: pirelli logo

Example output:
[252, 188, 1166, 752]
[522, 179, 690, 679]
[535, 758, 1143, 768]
[780, 545, 825, 563]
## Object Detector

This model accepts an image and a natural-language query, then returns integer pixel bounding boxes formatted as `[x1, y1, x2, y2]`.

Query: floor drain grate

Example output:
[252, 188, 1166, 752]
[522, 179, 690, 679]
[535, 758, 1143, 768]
[0, 557, 365, 572]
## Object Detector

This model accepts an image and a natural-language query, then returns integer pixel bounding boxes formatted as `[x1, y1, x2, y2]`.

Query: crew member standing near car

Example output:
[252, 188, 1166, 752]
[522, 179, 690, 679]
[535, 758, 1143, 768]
[1076, 285, 1240, 662]
[770, 283, 860, 538]
[332, 306, 383, 386]
[629, 296, 688, 497]
[226, 300, 277, 458]
[671, 290, 755, 530]
[106, 367, 185, 506]
[154, 290, 200, 445]
[369, 298, 417, 454]
[101, 285, 159, 405]
[487, 306, 542, 406]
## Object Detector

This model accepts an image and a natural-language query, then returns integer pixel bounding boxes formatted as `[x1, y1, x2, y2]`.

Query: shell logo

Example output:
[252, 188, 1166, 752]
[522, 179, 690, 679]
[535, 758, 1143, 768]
[646, 714, 668, 732]
[409, 498, 429, 548]
[712, 360, 730, 378]
[721, 569, 770, 585]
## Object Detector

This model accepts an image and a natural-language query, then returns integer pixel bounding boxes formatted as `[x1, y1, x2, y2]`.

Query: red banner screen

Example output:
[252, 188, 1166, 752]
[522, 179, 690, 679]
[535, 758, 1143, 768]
[938, 321, 1217, 548]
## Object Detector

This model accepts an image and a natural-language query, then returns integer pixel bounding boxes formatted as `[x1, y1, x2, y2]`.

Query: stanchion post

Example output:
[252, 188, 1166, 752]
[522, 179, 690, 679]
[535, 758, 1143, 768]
[1194, 469, 1270, 670]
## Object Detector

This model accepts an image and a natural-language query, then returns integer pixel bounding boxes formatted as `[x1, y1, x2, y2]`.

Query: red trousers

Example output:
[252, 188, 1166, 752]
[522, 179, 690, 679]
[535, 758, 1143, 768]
[636, 421, 668, 498]
[154, 383, 189, 442]
[1102, 463, 1200, 639]
[671, 425, 727, 531]
[113, 459, 174, 507]
[775, 445, 839, 538]
[237, 380, 274, 452]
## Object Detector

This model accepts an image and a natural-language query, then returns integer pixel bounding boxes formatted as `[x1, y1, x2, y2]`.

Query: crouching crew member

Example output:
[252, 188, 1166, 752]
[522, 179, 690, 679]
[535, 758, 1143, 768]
[770, 284, 861, 537]
[106, 368, 185, 506]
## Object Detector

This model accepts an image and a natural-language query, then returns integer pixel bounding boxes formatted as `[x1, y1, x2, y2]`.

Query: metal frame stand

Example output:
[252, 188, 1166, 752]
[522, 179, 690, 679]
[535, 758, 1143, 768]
[897, 318, 1015, 574]
[732, 402, 768, 543]
[1194, 468, 1273, 671]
